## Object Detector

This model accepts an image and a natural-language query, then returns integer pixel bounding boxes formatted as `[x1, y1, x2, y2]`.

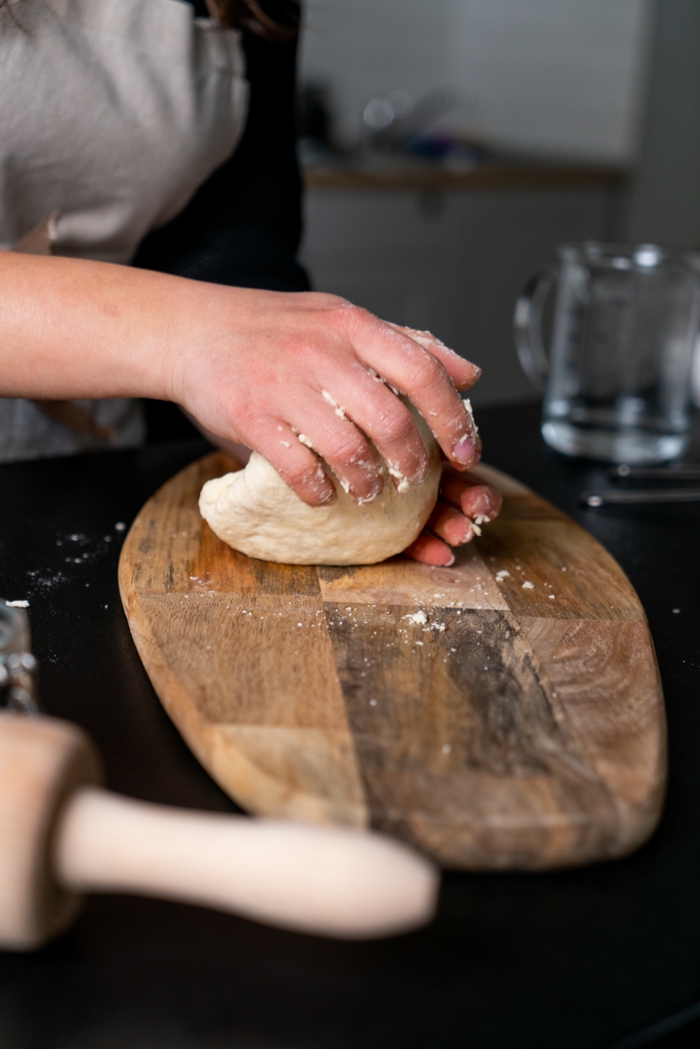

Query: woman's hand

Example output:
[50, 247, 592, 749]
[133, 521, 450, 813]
[167, 288, 481, 507]
[404, 463, 503, 566]
[0, 256, 493, 522]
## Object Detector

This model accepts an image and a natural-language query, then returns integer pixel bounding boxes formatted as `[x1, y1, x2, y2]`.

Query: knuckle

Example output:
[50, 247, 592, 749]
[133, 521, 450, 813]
[379, 408, 415, 446]
[282, 455, 321, 489]
[297, 291, 350, 313]
[410, 352, 445, 391]
[327, 431, 372, 467]
[316, 291, 351, 308]
[339, 302, 376, 333]
[326, 295, 354, 313]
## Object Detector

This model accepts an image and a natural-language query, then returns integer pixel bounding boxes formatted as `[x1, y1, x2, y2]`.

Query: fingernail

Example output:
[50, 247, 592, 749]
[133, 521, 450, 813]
[452, 436, 475, 465]
[356, 488, 381, 506]
[349, 478, 384, 505]
[446, 520, 472, 545]
[470, 492, 495, 518]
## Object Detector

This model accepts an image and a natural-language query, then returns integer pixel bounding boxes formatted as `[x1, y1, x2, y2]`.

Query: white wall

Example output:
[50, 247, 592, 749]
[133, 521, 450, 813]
[301, 187, 610, 405]
[621, 0, 700, 248]
[300, 0, 653, 164]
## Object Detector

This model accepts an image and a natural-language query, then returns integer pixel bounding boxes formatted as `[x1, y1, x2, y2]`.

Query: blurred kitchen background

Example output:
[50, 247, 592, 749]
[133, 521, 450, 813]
[296, 0, 700, 406]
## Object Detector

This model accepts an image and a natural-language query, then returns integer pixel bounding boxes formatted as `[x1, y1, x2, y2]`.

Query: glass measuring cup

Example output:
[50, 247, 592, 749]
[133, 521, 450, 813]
[515, 242, 700, 463]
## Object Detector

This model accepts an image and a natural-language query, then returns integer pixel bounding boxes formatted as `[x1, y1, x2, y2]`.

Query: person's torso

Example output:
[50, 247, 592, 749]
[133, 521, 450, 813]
[0, 0, 249, 460]
[0, 0, 248, 263]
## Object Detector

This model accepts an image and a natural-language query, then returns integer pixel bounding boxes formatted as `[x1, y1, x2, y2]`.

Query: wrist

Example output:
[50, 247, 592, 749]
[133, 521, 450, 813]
[0, 254, 184, 403]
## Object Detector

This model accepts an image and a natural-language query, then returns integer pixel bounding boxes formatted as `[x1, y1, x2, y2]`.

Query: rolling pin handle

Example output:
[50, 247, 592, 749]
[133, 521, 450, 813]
[0, 712, 438, 947]
[54, 788, 439, 940]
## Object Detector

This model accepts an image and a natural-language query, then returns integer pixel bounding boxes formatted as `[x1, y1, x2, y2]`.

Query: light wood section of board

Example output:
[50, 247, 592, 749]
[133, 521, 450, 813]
[119, 453, 666, 871]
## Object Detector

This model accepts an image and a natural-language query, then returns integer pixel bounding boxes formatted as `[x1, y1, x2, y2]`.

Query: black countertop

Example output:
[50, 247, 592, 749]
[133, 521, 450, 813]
[0, 401, 698, 1049]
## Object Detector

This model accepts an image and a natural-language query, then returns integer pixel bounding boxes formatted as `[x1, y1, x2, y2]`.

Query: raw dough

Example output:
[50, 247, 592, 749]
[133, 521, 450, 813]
[199, 411, 441, 566]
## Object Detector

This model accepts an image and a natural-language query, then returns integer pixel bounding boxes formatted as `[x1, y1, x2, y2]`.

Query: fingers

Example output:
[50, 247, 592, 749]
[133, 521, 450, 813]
[439, 466, 503, 520]
[285, 398, 386, 504]
[252, 420, 337, 507]
[406, 468, 504, 565]
[387, 324, 481, 392]
[345, 312, 480, 471]
[426, 501, 477, 545]
[310, 371, 432, 492]
[403, 531, 455, 567]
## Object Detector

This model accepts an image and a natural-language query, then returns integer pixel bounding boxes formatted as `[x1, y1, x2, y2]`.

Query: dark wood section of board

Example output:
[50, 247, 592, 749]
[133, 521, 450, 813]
[118, 453, 666, 870]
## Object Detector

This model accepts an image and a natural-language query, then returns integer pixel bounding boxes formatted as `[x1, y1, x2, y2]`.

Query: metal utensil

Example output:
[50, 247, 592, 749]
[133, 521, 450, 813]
[610, 464, 700, 481]
[580, 488, 700, 507]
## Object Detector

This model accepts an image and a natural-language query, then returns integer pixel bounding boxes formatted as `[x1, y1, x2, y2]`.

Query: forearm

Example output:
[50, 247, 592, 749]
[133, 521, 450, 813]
[0, 253, 194, 401]
[0, 251, 485, 511]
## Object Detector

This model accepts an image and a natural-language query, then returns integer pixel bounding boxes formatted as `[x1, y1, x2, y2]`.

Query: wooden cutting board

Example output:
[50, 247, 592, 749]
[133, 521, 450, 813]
[118, 453, 666, 871]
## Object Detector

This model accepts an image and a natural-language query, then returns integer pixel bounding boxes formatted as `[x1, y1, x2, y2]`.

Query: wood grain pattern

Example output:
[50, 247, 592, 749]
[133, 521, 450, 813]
[118, 454, 666, 870]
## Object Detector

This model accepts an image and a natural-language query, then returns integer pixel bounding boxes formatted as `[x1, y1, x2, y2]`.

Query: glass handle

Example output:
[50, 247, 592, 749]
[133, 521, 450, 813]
[513, 268, 557, 393]
[692, 332, 700, 409]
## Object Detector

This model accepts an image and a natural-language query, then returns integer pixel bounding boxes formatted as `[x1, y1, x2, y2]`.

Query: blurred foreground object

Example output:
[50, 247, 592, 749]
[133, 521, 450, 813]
[0, 711, 438, 950]
[515, 242, 700, 464]
[0, 604, 38, 715]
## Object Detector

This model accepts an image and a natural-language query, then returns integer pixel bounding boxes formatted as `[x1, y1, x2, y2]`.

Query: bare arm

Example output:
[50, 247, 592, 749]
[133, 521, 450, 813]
[0, 253, 484, 504]
[0, 253, 173, 402]
[0, 252, 502, 561]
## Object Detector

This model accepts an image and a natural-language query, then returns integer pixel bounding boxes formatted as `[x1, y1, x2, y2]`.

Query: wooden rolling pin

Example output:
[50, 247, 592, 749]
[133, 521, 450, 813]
[0, 712, 438, 949]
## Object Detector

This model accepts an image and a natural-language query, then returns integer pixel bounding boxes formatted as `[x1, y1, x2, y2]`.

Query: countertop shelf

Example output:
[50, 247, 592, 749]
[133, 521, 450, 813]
[303, 160, 626, 193]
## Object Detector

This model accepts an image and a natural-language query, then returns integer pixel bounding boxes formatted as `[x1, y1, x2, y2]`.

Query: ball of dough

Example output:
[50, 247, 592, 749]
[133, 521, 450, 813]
[199, 413, 441, 566]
